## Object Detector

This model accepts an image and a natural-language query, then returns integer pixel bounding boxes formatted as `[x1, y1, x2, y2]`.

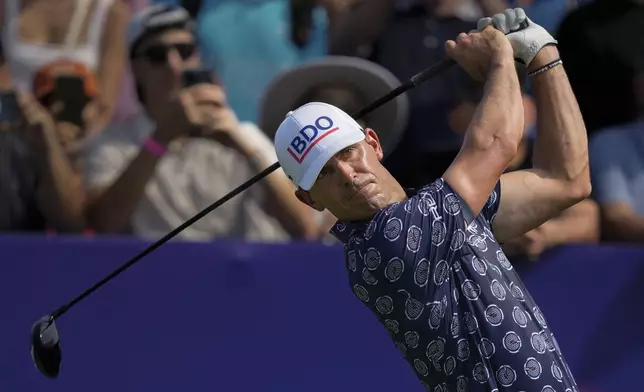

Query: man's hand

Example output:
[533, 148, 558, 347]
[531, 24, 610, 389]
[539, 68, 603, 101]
[187, 83, 240, 141]
[477, 8, 557, 67]
[503, 227, 548, 261]
[153, 83, 239, 145]
[82, 97, 110, 134]
[445, 25, 515, 82]
[17, 93, 57, 152]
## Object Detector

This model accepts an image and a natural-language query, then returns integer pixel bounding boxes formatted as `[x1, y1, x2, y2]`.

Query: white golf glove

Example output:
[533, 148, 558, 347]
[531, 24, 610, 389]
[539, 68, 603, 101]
[477, 8, 557, 67]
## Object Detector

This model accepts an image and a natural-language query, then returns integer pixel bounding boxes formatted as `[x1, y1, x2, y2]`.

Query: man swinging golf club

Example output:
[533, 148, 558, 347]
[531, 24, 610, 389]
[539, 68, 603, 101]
[274, 7, 588, 392]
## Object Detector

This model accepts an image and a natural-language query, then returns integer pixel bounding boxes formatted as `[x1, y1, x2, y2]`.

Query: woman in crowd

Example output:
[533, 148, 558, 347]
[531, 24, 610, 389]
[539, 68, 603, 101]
[0, 0, 130, 147]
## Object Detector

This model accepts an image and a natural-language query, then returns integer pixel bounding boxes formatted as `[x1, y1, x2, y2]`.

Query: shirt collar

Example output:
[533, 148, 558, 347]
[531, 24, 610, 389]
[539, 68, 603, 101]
[329, 219, 370, 244]
[329, 187, 417, 244]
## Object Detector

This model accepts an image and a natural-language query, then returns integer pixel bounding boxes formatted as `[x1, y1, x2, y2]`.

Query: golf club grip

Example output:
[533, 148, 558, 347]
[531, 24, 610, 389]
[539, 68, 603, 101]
[49, 56, 457, 321]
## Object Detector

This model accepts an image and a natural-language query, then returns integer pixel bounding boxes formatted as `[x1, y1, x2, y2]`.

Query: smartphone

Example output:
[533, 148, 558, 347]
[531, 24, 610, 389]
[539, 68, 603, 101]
[181, 69, 214, 88]
[48, 76, 91, 128]
[0, 90, 22, 125]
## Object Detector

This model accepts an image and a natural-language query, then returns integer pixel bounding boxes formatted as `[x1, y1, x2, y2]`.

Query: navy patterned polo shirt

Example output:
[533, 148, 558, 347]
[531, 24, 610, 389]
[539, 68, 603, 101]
[330, 178, 579, 392]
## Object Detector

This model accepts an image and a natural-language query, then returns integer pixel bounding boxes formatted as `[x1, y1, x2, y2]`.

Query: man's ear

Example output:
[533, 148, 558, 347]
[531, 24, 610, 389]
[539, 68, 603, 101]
[295, 188, 325, 211]
[364, 128, 384, 160]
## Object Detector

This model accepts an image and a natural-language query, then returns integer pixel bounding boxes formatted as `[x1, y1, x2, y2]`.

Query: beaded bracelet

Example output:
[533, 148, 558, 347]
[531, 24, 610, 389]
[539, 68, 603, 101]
[528, 58, 563, 77]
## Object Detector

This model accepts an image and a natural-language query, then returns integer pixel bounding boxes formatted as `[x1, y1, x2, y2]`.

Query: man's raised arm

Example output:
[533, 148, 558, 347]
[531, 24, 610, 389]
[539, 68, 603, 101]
[442, 23, 525, 217]
[492, 39, 591, 242]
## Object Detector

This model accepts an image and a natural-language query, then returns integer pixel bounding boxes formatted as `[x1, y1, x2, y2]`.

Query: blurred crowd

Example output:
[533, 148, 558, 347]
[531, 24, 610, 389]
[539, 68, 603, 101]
[0, 0, 643, 260]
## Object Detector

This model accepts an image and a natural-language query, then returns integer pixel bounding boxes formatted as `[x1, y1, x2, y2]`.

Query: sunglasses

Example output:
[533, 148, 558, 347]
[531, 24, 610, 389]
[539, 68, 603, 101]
[135, 42, 197, 66]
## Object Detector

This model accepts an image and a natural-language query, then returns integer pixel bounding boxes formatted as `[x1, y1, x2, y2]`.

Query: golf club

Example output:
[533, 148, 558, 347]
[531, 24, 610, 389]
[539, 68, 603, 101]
[36, 15, 552, 374]
[29, 56, 457, 378]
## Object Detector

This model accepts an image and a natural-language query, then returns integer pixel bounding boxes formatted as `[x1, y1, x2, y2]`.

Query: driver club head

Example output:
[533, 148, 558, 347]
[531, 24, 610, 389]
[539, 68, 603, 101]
[30, 315, 61, 378]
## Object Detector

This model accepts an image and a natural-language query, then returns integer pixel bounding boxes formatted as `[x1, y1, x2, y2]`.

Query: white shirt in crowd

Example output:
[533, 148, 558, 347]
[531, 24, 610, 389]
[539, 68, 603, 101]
[83, 113, 291, 243]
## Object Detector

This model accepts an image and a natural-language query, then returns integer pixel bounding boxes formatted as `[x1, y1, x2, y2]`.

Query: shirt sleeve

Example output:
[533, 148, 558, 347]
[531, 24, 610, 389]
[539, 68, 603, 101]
[479, 180, 502, 228]
[82, 135, 134, 191]
[589, 131, 633, 206]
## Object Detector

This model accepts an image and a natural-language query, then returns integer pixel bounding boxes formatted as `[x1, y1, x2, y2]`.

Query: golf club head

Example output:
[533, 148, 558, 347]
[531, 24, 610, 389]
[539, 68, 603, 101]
[30, 315, 61, 378]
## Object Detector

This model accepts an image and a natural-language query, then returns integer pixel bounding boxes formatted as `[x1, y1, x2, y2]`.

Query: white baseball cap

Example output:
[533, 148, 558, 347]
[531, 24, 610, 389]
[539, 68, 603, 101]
[127, 4, 194, 58]
[274, 102, 366, 191]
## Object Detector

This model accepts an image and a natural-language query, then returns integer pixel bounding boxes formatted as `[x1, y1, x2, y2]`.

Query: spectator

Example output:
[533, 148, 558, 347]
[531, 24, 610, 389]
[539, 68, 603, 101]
[0, 59, 86, 232]
[31, 60, 106, 158]
[259, 56, 410, 242]
[83, 5, 317, 242]
[111, 0, 153, 124]
[588, 66, 644, 243]
[1, 0, 130, 145]
[192, 0, 331, 123]
[501, 198, 600, 260]
[330, 0, 513, 188]
[557, 0, 644, 135]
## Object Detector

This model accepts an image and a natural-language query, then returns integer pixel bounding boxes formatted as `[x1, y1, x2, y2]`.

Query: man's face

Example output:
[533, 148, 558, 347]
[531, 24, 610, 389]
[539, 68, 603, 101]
[296, 128, 400, 221]
[132, 28, 200, 102]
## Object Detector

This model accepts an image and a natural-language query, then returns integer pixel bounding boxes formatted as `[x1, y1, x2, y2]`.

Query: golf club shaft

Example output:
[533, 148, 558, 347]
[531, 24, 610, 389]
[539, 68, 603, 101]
[51, 161, 281, 319]
[50, 56, 457, 321]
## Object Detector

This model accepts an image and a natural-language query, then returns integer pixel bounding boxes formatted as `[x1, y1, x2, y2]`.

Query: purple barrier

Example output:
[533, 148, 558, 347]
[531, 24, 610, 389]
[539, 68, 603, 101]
[0, 235, 642, 392]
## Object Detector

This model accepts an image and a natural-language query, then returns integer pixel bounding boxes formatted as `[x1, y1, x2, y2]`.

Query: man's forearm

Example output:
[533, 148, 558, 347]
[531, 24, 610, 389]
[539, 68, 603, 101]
[232, 139, 318, 239]
[540, 200, 600, 246]
[86, 134, 163, 233]
[466, 60, 524, 156]
[530, 46, 590, 193]
[444, 59, 524, 216]
[36, 133, 85, 232]
[256, 155, 318, 239]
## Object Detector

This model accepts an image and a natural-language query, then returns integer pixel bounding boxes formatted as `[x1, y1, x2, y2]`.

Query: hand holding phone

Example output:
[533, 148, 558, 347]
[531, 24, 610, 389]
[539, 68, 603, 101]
[9, 93, 58, 151]
[47, 76, 92, 128]
[181, 68, 215, 88]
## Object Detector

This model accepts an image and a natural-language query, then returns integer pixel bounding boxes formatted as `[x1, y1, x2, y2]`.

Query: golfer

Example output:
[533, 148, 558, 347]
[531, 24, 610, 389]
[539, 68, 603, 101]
[275, 8, 588, 392]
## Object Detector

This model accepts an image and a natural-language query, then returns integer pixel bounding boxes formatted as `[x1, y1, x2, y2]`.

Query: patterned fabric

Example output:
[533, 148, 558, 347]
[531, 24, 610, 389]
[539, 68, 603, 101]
[331, 178, 579, 392]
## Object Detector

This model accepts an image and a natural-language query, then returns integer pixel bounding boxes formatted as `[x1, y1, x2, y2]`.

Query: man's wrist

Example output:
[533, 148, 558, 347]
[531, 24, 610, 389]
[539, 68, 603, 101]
[527, 45, 560, 74]
[487, 55, 520, 83]
[490, 52, 517, 71]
